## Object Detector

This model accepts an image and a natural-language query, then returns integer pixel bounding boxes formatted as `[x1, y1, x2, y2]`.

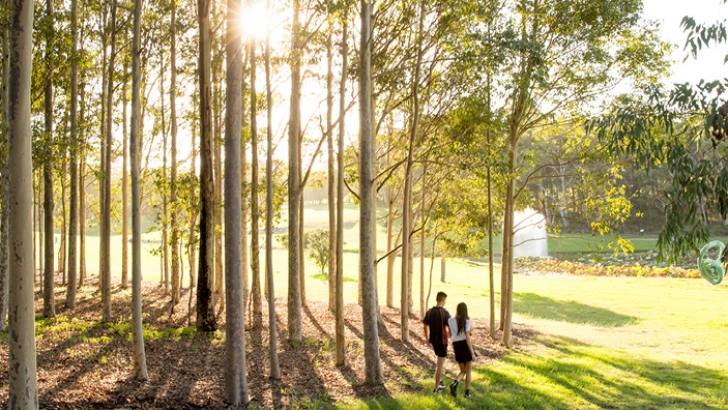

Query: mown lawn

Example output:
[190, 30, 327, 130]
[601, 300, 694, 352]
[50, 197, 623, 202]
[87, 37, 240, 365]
[339, 262, 728, 409]
[40, 206, 728, 408]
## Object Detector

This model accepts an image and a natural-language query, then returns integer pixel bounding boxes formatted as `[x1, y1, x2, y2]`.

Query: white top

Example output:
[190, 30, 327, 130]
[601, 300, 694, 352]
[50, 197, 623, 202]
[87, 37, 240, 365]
[448, 317, 472, 342]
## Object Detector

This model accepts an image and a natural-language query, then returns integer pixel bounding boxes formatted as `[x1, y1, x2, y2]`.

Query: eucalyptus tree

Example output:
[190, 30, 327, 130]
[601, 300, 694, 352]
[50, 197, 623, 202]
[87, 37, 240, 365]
[7, 0, 39, 404]
[42, 0, 55, 318]
[264, 0, 280, 378]
[66, 0, 80, 309]
[287, 0, 303, 343]
[101, 0, 119, 322]
[335, 10, 348, 368]
[196, 0, 217, 332]
[224, 0, 248, 401]
[454, 0, 669, 346]
[250, 31, 262, 327]
[169, 0, 181, 305]
[592, 4, 728, 264]
[130, 0, 149, 380]
[359, 0, 383, 385]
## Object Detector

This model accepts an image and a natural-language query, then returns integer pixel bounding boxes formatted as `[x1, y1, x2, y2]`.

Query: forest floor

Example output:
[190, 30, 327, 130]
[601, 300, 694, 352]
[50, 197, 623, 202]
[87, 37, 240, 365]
[0, 281, 525, 409]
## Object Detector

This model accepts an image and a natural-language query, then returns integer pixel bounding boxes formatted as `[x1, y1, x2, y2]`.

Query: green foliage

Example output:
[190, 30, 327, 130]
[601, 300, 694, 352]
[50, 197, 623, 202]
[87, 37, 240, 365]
[307, 229, 330, 275]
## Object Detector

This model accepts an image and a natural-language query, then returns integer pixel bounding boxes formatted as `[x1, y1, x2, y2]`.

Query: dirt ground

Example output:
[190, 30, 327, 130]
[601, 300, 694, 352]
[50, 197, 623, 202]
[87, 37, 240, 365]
[0, 279, 528, 409]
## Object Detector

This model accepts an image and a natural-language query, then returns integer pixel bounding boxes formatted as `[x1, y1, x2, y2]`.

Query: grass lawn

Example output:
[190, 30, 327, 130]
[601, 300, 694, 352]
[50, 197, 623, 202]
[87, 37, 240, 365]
[39, 206, 728, 408]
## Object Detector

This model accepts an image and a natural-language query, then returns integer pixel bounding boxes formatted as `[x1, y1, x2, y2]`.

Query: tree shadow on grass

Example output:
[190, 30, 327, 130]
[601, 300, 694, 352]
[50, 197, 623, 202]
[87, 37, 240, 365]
[513, 292, 637, 327]
[473, 334, 727, 410]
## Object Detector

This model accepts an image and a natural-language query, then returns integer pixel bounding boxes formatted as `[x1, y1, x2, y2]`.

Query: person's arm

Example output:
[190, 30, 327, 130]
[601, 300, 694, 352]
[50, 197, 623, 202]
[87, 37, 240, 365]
[465, 330, 475, 357]
[423, 311, 430, 342]
[465, 322, 475, 357]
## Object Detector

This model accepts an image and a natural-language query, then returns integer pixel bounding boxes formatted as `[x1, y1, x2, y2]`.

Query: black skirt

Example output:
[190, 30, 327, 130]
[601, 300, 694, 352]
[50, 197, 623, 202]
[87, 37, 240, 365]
[453, 340, 473, 363]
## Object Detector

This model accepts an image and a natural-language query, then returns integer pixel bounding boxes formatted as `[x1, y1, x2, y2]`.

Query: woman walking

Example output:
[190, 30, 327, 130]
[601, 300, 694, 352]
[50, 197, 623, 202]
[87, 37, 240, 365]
[448, 302, 474, 398]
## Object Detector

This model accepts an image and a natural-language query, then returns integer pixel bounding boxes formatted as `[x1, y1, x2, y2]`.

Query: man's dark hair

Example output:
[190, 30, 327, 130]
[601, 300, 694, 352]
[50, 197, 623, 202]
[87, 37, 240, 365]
[436, 292, 447, 303]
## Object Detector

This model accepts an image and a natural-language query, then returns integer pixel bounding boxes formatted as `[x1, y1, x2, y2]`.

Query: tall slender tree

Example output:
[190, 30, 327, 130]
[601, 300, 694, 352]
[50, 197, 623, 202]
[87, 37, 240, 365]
[169, 0, 180, 305]
[335, 15, 348, 368]
[326, 26, 336, 312]
[224, 0, 248, 401]
[66, 0, 79, 309]
[287, 0, 303, 342]
[101, 0, 119, 322]
[264, 2, 281, 377]
[0, 0, 8, 333]
[197, 0, 217, 332]
[160, 48, 169, 291]
[7, 0, 39, 403]
[130, 0, 148, 380]
[400, 1, 426, 341]
[358, 0, 382, 385]
[250, 36, 262, 326]
[42, 0, 55, 318]
[121, 63, 129, 289]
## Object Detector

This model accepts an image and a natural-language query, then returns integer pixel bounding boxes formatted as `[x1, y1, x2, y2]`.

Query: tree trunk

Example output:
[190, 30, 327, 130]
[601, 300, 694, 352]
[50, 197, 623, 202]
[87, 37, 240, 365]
[419, 166, 426, 318]
[440, 257, 445, 282]
[43, 0, 55, 318]
[287, 0, 303, 343]
[298, 195, 305, 305]
[197, 0, 217, 332]
[78, 93, 86, 288]
[169, 0, 180, 305]
[101, 0, 117, 322]
[213, 44, 223, 305]
[359, 0, 383, 385]
[335, 18, 348, 367]
[130, 0, 149, 379]
[7, 0, 40, 402]
[59, 159, 67, 285]
[160, 52, 169, 292]
[0, 169, 7, 331]
[385, 136, 395, 308]
[486, 121, 496, 339]
[224, 0, 248, 400]
[250, 40, 262, 327]
[0, 0, 8, 331]
[501, 141, 516, 348]
[187, 127, 197, 326]
[326, 28, 336, 312]
[66, 0, 79, 309]
[401, 2, 426, 340]
[264, 5, 281, 377]
[121, 63, 129, 288]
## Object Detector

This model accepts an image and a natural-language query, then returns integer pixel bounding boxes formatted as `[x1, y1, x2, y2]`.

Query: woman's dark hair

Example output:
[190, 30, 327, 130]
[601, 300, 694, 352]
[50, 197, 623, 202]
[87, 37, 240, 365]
[456, 302, 469, 335]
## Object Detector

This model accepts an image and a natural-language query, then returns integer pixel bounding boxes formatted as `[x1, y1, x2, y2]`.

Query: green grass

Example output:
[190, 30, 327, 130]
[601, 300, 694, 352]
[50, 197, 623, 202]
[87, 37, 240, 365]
[37, 205, 728, 408]
[337, 260, 728, 409]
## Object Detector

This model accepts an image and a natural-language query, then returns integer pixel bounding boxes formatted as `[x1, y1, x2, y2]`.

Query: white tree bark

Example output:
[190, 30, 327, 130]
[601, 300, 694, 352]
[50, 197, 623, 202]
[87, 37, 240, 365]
[7, 0, 39, 404]
[66, 0, 79, 309]
[130, 0, 149, 380]
[359, 0, 383, 385]
[264, 4, 281, 377]
[224, 0, 248, 402]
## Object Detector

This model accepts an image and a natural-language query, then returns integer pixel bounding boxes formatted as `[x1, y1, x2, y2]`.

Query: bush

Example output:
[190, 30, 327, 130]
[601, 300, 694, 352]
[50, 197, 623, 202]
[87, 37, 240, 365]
[307, 230, 329, 275]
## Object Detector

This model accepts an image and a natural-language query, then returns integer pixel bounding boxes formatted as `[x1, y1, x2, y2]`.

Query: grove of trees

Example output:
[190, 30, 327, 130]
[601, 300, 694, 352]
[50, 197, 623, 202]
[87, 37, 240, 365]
[3, 0, 721, 407]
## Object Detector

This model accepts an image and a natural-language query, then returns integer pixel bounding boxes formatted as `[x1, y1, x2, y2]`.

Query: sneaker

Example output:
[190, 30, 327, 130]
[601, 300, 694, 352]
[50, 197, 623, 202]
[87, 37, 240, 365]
[464, 389, 471, 398]
[449, 380, 459, 397]
[433, 383, 445, 394]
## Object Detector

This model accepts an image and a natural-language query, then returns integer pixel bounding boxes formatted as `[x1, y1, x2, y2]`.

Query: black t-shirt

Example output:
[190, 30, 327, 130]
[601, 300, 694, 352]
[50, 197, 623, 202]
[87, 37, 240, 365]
[423, 306, 450, 345]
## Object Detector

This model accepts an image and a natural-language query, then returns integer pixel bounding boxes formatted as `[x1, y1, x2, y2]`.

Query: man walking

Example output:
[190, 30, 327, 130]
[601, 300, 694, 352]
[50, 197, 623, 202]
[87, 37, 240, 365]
[423, 291, 450, 393]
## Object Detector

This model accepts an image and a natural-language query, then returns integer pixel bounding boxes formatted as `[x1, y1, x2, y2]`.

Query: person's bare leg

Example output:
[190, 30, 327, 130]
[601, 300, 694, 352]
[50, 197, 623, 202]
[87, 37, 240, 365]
[435, 356, 446, 387]
[465, 362, 472, 390]
[456, 362, 466, 381]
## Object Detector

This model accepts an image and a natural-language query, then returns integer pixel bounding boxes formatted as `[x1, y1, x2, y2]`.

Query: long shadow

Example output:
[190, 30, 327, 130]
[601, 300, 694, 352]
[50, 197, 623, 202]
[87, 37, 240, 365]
[473, 334, 726, 409]
[343, 318, 419, 394]
[513, 292, 637, 327]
